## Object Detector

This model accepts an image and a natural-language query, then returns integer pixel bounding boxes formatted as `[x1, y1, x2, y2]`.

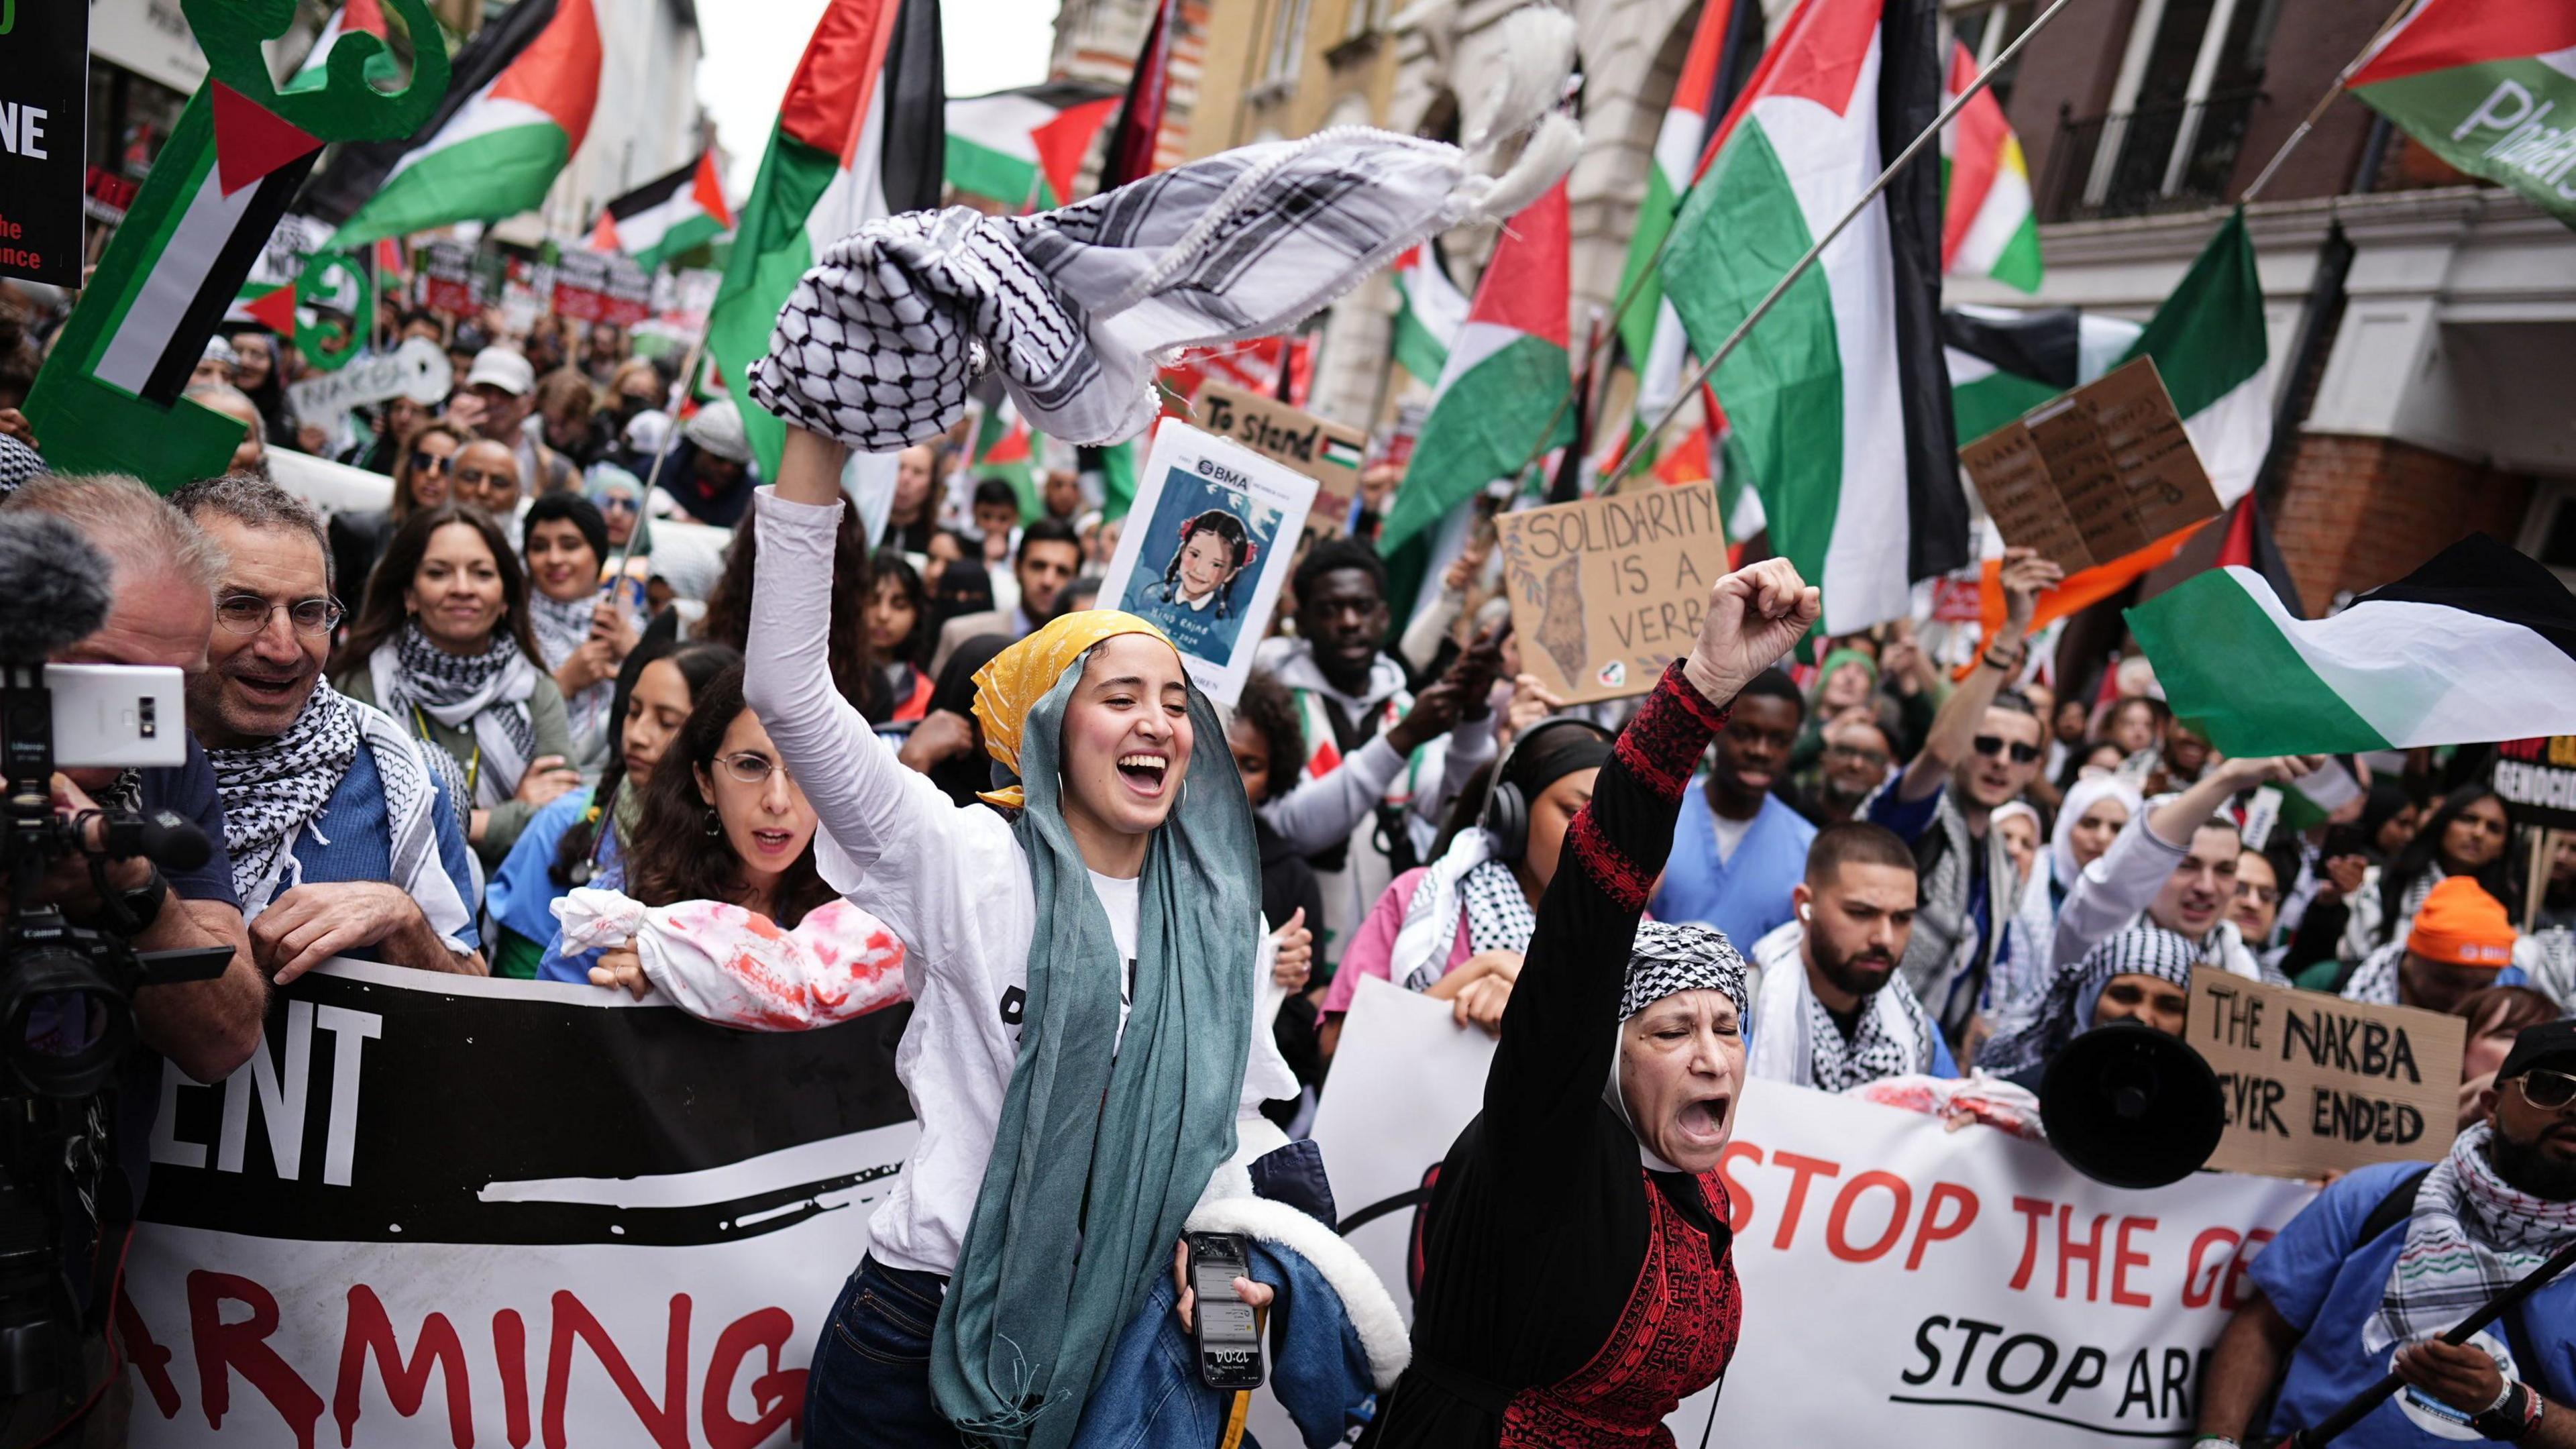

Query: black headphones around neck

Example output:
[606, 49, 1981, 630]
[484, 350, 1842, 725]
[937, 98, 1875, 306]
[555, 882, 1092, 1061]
[1479, 716, 1616, 862]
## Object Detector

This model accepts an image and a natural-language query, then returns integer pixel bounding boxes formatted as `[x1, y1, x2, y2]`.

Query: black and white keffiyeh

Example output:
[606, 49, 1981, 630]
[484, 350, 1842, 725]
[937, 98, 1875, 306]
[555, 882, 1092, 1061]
[1460, 859, 1536, 958]
[370, 622, 539, 810]
[751, 105, 1581, 456]
[1389, 828, 1540, 991]
[1981, 924, 2202, 1077]
[0, 433, 46, 498]
[203, 683, 476, 950]
[528, 590, 617, 748]
[1743, 920, 1938, 1093]
[1619, 920, 1750, 1022]
[2369, 1121, 2576, 1354]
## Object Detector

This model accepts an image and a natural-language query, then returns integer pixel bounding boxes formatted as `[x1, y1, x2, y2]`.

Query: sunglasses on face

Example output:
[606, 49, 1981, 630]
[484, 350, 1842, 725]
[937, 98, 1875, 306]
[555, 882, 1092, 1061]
[1972, 735, 2043, 765]
[411, 450, 453, 475]
[2518, 1068, 2576, 1112]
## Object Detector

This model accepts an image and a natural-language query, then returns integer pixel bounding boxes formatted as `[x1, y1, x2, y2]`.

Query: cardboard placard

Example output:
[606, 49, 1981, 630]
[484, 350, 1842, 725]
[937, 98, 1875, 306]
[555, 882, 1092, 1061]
[2187, 967, 2463, 1182]
[1960, 356, 2221, 572]
[1095, 421, 1318, 707]
[0, 0, 88, 287]
[1193, 382, 1363, 538]
[2494, 737, 2576, 829]
[1493, 483, 1725, 702]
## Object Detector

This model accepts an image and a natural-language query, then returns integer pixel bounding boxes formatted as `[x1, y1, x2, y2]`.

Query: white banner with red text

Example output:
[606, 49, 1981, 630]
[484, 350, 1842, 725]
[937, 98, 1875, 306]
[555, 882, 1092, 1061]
[1311, 976, 2321, 1446]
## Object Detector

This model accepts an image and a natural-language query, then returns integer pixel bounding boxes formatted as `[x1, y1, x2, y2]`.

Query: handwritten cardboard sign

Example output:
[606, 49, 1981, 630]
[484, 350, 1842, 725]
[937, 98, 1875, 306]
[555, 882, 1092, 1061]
[1194, 382, 1364, 539]
[2188, 967, 2463, 1181]
[1493, 484, 1723, 703]
[1959, 357, 2221, 572]
[2494, 737, 2576, 829]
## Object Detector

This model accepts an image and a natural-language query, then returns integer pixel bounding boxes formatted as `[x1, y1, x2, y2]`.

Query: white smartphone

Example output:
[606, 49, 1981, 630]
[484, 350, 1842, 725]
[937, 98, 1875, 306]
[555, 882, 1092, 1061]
[40, 663, 187, 771]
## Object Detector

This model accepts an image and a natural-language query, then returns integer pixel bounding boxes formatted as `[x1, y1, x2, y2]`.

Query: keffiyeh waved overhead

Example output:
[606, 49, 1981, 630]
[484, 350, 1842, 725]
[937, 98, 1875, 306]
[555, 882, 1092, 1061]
[751, 15, 1580, 454]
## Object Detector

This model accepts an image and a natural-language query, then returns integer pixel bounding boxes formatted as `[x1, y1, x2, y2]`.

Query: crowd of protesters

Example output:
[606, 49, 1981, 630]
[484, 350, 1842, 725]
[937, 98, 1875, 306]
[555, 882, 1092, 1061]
[8, 269, 2576, 1449]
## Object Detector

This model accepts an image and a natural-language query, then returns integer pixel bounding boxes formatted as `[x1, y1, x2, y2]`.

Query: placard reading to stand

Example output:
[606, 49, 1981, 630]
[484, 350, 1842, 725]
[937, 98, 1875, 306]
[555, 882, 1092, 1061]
[2186, 967, 2463, 1182]
[1493, 483, 1725, 703]
[1095, 421, 1317, 708]
[1194, 382, 1364, 542]
[1959, 357, 2222, 572]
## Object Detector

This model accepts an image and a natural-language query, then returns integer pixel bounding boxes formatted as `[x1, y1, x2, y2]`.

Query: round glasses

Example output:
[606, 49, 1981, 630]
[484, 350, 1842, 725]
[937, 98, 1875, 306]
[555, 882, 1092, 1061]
[716, 752, 793, 787]
[215, 594, 343, 637]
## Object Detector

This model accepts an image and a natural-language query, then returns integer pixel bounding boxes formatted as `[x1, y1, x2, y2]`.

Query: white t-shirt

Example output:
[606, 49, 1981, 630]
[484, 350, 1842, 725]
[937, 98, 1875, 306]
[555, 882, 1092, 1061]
[1712, 809, 1756, 865]
[746, 489, 1293, 1280]
[1092, 869, 1141, 1035]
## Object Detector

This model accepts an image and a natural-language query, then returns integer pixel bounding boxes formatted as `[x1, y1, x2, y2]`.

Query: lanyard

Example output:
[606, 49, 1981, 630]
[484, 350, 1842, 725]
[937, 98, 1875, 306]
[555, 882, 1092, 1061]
[411, 704, 480, 801]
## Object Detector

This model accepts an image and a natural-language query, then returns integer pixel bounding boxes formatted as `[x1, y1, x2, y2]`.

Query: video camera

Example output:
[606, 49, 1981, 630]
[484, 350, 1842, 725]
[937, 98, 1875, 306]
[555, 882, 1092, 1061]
[0, 513, 229, 1411]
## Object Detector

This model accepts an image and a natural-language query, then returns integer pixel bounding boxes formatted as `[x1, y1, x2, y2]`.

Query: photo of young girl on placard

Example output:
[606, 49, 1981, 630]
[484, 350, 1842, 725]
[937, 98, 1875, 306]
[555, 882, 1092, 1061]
[1120, 472, 1284, 663]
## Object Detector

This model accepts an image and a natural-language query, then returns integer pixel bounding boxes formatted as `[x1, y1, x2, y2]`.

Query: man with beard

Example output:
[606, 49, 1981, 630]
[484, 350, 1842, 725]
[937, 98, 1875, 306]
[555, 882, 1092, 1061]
[174, 476, 484, 980]
[1785, 712, 1894, 829]
[1652, 668, 1815, 949]
[1744, 822, 1953, 1090]
[2199, 1019, 2576, 1449]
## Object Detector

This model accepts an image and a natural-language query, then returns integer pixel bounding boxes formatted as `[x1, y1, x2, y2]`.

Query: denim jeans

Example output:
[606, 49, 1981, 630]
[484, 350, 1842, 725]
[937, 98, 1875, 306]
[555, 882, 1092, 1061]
[805, 1255, 963, 1449]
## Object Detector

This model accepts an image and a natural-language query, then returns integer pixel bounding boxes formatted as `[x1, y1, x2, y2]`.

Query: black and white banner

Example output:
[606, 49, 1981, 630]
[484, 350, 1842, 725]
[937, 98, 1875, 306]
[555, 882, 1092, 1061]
[121, 961, 918, 1447]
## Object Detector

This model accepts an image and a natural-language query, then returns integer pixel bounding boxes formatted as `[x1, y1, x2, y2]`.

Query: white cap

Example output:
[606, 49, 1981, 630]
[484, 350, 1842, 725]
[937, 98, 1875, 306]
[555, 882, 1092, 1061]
[465, 346, 535, 395]
[684, 398, 753, 464]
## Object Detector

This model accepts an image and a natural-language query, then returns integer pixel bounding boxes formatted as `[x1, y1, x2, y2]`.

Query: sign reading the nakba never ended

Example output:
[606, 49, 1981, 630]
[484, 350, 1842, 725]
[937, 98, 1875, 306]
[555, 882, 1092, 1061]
[2494, 736, 2576, 829]
[1494, 483, 1725, 702]
[2188, 967, 2464, 1181]
[0, 0, 88, 286]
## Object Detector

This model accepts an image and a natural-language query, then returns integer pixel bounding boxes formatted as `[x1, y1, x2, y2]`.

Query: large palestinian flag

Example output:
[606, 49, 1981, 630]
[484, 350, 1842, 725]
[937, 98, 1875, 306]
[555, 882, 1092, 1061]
[1375, 180, 1575, 555]
[1661, 0, 1962, 635]
[706, 0, 945, 482]
[2129, 533, 2576, 756]
[945, 82, 1120, 210]
[2348, 0, 2576, 227]
[1389, 241, 1468, 385]
[1953, 208, 2273, 636]
[592, 152, 734, 272]
[1940, 40, 2042, 291]
[1614, 0, 1762, 431]
[317, 0, 603, 248]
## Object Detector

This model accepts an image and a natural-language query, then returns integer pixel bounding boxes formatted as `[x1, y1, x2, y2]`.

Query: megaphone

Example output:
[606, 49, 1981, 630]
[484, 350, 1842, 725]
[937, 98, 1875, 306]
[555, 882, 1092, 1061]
[2039, 1022, 2226, 1189]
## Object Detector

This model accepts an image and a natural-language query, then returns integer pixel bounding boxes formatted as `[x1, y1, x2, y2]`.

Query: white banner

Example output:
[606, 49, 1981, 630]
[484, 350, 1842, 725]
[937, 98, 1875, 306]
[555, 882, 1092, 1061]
[1313, 977, 2320, 1445]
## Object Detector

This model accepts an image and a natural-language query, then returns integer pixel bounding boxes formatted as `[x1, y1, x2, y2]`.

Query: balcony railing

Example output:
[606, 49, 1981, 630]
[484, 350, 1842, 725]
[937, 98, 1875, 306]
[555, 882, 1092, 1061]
[2038, 88, 2267, 223]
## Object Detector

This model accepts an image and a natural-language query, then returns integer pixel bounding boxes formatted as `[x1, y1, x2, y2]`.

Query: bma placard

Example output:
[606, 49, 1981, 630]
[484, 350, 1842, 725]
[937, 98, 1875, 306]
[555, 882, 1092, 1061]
[0, 0, 89, 286]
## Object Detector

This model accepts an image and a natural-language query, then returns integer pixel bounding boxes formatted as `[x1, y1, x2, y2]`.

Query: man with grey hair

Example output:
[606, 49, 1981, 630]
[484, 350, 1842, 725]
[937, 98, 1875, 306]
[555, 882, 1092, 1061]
[2, 474, 267, 1081]
[173, 474, 484, 978]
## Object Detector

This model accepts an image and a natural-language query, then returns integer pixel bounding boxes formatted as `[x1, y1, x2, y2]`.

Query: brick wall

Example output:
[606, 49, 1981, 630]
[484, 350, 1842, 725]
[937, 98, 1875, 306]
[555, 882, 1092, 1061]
[2272, 433, 2537, 608]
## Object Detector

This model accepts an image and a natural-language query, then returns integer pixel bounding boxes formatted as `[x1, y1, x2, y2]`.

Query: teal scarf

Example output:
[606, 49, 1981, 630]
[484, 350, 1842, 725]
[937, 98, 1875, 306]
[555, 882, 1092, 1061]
[929, 657, 1260, 1449]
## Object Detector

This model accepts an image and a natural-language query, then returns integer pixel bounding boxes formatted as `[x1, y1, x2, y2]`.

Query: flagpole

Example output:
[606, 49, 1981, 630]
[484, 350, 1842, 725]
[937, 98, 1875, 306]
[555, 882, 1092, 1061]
[2237, 0, 2414, 205]
[1605, 0, 2082, 489]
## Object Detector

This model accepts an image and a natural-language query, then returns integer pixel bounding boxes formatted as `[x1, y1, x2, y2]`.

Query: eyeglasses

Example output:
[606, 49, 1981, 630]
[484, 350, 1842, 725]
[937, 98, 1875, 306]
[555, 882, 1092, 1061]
[716, 752, 793, 787]
[595, 494, 639, 514]
[2516, 1067, 2576, 1112]
[215, 593, 343, 637]
[1825, 743, 1891, 767]
[409, 450, 453, 475]
[1972, 735, 2043, 765]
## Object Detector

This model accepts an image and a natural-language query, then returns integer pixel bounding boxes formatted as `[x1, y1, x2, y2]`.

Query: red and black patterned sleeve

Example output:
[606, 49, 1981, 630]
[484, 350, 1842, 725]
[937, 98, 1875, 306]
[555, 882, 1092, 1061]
[1481, 661, 1731, 1184]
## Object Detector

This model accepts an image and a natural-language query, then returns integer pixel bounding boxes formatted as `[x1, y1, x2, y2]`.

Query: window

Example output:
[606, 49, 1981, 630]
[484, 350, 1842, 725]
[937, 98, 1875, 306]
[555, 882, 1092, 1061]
[2079, 0, 2283, 213]
[1342, 0, 1382, 42]
[1265, 0, 1311, 83]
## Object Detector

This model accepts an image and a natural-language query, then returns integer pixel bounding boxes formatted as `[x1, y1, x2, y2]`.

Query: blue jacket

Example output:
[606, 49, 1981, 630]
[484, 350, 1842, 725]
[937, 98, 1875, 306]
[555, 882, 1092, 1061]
[1072, 1196, 1409, 1449]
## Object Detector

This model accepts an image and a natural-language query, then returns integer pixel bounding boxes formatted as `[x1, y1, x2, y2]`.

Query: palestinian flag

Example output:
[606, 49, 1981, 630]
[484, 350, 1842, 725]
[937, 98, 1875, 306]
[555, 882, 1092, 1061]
[1943, 303, 2142, 441]
[592, 152, 734, 272]
[1962, 209, 2273, 637]
[975, 397, 1046, 520]
[2348, 0, 2576, 227]
[706, 0, 945, 481]
[945, 82, 1120, 210]
[1940, 41, 2043, 291]
[1615, 0, 1763, 429]
[318, 0, 603, 248]
[1661, 0, 1963, 635]
[1099, 0, 1177, 188]
[1375, 180, 1574, 555]
[1083, 439, 1142, 521]
[2128, 533, 2576, 756]
[1389, 241, 1468, 385]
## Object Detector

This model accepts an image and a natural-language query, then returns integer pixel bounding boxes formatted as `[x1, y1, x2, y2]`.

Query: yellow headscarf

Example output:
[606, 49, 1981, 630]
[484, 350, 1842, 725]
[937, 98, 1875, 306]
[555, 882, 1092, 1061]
[969, 610, 1181, 809]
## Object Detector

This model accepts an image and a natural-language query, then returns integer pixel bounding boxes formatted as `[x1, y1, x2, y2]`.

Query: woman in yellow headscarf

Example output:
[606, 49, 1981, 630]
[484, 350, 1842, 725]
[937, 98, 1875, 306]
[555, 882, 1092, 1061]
[741, 425, 1302, 1449]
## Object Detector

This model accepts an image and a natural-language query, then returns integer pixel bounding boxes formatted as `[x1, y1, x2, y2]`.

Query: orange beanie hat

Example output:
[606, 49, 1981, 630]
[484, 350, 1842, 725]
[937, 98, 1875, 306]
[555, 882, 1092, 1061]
[2410, 876, 2517, 967]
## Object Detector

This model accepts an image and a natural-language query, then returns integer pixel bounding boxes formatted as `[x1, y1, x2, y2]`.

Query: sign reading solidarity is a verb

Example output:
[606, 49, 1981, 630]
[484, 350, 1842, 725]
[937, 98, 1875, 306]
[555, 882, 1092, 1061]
[0, 0, 88, 286]
[1494, 483, 1725, 702]
[2494, 736, 2576, 828]
[2188, 967, 2464, 1181]
[1194, 382, 1365, 539]
[1959, 357, 2221, 572]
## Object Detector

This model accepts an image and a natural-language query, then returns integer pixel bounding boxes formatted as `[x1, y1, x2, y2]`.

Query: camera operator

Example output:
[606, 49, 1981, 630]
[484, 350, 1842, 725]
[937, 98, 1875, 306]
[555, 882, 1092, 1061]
[5, 476, 266, 1084]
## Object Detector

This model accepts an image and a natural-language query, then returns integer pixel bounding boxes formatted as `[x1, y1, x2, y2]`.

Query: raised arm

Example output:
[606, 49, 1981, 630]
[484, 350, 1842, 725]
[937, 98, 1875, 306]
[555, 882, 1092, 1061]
[1483, 559, 1818, 1180]
[2051, 753, 2321, 969]
[1894, 549, 2059, 803]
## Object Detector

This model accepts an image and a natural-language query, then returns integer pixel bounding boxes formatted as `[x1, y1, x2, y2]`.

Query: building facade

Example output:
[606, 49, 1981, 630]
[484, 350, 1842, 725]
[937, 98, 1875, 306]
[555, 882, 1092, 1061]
[1174, 0, 2575, 606]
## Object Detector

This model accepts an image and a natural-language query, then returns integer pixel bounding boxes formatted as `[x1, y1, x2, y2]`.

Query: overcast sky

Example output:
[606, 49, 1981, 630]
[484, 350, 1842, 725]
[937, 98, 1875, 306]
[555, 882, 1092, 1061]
[699, 0, 1061, 193]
